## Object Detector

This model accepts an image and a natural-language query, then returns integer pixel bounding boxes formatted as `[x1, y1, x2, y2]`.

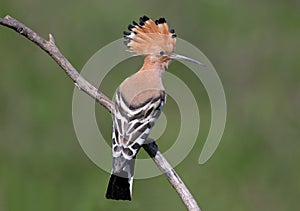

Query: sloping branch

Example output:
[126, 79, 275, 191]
[0, 15, 201, 211]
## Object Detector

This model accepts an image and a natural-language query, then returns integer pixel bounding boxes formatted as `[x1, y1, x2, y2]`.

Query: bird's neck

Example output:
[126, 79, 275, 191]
[139, 55, 168, 72]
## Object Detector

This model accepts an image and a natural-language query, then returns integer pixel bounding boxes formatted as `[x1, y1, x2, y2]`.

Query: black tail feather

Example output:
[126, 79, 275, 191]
[106, 174, 131, 200]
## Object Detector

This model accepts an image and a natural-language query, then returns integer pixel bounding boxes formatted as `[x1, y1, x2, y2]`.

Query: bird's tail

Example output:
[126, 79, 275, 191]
[106, 156, 135, 200]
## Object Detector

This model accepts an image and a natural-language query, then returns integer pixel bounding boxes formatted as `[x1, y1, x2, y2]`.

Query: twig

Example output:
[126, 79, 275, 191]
[143, 141, 201, 211]
[0, 15, 113, 113]
[0, 15, 201, 211]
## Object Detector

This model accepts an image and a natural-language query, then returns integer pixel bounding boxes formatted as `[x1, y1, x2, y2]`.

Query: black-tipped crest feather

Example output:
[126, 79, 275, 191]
[123, 15, 176, 56]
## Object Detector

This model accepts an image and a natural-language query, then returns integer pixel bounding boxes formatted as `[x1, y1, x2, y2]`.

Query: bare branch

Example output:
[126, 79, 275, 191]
[0, 15, 201, 211]
[143, 141, 201, 211]
[0, 15, 113, 113]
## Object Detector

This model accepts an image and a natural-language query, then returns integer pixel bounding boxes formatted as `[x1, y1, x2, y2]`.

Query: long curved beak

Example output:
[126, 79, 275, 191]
[170, 53, 205, 66]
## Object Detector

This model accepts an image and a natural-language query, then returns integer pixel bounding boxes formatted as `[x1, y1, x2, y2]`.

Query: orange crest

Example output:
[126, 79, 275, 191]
[123, 16, 176, 56]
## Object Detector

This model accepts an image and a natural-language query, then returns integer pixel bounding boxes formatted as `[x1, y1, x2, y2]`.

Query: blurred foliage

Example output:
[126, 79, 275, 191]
[0, 0, 299, 210]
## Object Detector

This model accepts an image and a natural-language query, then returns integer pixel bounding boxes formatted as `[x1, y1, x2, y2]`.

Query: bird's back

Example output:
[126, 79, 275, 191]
[119, 69, 165, 108]
[112, 69, 166, 160]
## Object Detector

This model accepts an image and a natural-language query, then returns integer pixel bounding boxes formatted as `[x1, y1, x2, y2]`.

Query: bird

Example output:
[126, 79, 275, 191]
[105, 15, 203, 201]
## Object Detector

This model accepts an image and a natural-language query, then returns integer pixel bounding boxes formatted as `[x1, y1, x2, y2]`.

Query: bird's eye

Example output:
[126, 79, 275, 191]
[159, 51, 164, 56]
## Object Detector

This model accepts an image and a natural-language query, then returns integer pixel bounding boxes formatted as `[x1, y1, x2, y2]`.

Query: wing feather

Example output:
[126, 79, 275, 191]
[112, 90, 165, 160]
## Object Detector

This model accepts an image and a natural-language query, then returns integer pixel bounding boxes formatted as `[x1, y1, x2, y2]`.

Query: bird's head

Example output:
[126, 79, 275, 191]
[123, 16, 204, 67]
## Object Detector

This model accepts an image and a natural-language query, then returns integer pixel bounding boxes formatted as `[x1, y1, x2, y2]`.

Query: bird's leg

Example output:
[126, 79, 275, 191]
[142, 138, 158, 158]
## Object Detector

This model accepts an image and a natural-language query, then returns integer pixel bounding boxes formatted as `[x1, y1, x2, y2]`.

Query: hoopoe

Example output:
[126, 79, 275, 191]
[105, 15, 203, 201]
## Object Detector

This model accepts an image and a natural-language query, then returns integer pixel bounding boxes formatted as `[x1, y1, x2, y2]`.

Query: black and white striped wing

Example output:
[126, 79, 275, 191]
[112, 90, 165, 160]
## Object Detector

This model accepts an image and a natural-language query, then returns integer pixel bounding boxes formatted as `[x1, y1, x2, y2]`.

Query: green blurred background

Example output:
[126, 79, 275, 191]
[1, 0, 299, 210]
